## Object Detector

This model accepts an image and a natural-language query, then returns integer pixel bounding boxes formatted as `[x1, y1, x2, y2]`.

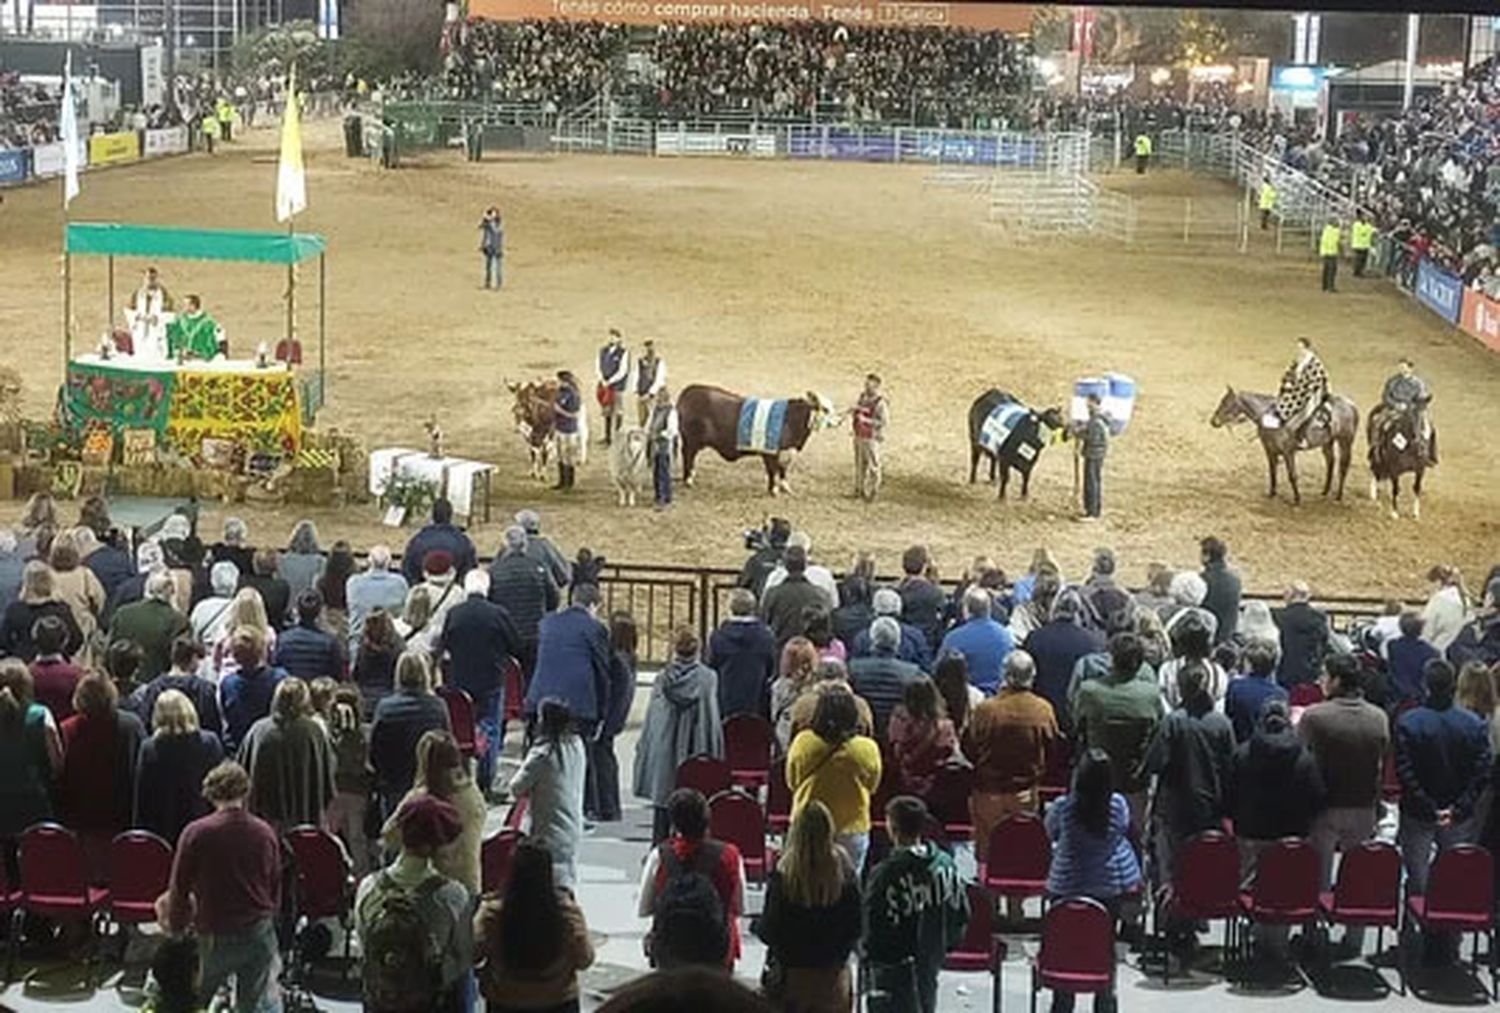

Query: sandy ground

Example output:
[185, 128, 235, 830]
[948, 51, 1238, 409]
[1, 119, 1497, 598]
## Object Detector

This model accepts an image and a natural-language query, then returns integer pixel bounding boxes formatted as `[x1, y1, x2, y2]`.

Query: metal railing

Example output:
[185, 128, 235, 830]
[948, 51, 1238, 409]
[586, 561, 1408, 665]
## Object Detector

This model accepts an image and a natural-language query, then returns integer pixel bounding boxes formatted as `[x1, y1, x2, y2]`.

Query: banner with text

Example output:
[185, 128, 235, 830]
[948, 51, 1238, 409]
[1460, 288, 1500, 353]
[31, 140, 87, 179]
[470, 0, 1032, 31]
[1414, 258, 1463, 325]
[655, 128, 777, 157]
[88, 131, 142, 167]
[0, 148, 28, 184]
[143, 126, 189, 158]
[787, 125, 1042, 166]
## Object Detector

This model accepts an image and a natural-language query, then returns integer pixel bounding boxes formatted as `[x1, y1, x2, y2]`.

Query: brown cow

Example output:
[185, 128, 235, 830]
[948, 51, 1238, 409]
[676, 384, 836, 496]
[507, 379, 558, 480]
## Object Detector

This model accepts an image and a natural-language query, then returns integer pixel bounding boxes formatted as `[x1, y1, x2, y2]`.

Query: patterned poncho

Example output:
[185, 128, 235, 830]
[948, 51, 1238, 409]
[1275, 353, 1329, 426]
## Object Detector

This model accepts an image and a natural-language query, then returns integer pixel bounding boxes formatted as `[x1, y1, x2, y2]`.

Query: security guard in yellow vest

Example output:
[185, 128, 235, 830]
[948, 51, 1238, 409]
[1258, 178, 1277, 230]
[215, 97, 234, 142]
[1133, 132, 1152, 174]
[1319, 220, 1342, 293]
[1350, 213, 1376, 277]
[200, 111, 219, 154]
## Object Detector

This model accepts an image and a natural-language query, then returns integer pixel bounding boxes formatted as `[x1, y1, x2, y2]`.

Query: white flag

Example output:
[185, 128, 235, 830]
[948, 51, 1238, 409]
[60, 51, 80, 208]
[275, 66, 307, 222]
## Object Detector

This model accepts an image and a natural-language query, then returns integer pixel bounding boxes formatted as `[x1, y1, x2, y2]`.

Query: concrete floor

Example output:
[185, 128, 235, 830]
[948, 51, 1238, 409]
[0, 697, 1484, 1011]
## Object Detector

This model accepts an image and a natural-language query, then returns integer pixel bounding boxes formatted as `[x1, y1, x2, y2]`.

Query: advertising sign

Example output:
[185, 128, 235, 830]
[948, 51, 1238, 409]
[1460, 287, 1500, 353]
[88, 131, 142, 166]
[1414, 258, 1463, 325]
[471, 0, 1032, 31]
[0, 148, 28, 184]
[655, 129, 776, 157]
[144, 126, 189, 157]
[30, 140, 85, 178]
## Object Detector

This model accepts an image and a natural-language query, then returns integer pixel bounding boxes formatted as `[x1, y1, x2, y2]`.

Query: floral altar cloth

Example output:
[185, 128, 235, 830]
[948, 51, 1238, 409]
[62, 355, 303, 458]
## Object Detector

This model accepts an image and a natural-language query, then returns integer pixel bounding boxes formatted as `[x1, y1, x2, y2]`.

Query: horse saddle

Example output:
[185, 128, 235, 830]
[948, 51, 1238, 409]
[1296, 402, 1333, 450]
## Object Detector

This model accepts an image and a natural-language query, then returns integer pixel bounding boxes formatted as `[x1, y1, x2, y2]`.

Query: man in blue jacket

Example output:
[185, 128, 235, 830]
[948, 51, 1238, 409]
[939, 588, 1014, 695]
[1022, 589, 1104, 734]
[273, 590, 345, 681]
[400, 499, 477, 587]
[849, 588, 931, 672]
[526, 583, 612, 740]
[436, 569, 522, 792]
[1395, 659, 1492, 904]
[706, 589, 777, 719]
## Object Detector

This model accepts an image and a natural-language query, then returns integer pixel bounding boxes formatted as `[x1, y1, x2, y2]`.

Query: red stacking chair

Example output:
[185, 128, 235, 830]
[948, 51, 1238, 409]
[107, 831, 173, 929]
[1157, 829, 1241, 983]
[766, 756, 792, 835]
[1287, 683, 1324, 708]
[481, 829, 524, 896]
[285, 826, 356, 973]
[1319, 841, 1402, 992]
[676, 754, 733, 797]
[16, 823, 111, 983]
[1404, 844, 1497, 998]
[1031, 897, 1116, 1013]
[502, 658, 525, 723]
[944, 882, 998, 972]
[710, 789, 777, 883]
[981, 814, 1051, 917]
[723, 714, 774, 790]
[1238, 837, 1319, 974]
[1, 850, 22, 983]
[438, 685, 478, 761]
[928, 764, 976, 843]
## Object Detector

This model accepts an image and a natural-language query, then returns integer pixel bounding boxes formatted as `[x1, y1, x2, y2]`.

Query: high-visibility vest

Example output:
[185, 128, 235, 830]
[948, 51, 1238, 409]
[216, 99, 233, 124]
[1258, 183, 1277, 210]
[1134, 134, 1152, 157]
[201, 115, 219, 138]
[1350, 221, 1376, 250]
[1319, 225, 1342, 257]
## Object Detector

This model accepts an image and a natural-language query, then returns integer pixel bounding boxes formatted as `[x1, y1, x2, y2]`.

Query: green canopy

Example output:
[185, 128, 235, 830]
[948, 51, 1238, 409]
[65, 223, 326, 265]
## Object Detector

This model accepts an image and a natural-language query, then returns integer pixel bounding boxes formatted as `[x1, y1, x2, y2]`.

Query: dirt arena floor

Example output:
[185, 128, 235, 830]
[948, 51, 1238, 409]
[2, 119, 1497, 599]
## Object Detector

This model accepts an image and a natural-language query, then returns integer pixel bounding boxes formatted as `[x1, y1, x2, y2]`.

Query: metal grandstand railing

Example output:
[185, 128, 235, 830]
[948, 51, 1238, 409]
[585, 562, 1409, 665]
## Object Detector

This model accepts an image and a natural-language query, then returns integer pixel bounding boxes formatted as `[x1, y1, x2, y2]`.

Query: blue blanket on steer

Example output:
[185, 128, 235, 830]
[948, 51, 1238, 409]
[979, 401, 1032, 457]
[737, 398, 790, 453]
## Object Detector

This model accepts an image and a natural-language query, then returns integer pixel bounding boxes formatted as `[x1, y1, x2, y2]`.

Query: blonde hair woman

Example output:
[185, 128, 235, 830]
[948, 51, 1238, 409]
[369, 649, 453, 817]
[382, 730, 486, 895]
[771, 637, 821, 752]
[211, 588, 276, 680]
[48, 528, 106, 644]
[395, 583, 437, 653]
[133, 688, 225, 843]
[1, 561, 84, 661]
[753, 800, 862, 1012]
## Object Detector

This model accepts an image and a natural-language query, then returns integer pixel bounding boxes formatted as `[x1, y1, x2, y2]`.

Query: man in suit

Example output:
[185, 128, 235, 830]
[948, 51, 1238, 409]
[1276, 581, 1330, 687]
[436, 570, 522, 793]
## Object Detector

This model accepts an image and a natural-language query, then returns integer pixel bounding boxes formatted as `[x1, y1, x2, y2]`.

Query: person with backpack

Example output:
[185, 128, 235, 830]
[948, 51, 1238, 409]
[636, 788, 747, 971]
[474, 840, 595, 1012]
[863, 796, 970, 1013]
[356, 794, 475, 1013]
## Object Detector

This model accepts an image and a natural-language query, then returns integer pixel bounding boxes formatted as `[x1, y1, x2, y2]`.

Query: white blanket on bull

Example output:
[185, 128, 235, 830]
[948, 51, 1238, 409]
[979, 401, 1047, 463]
[737, 398, 790, 453]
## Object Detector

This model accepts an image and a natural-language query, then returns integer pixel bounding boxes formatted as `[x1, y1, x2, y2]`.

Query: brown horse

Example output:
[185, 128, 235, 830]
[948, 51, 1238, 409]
[1210, 386, 1359, 505]
[1367, 401, 1435, 520]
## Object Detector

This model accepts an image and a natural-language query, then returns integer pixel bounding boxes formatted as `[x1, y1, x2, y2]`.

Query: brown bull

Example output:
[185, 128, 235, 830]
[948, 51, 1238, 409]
[677, 384, 835, 496]
[507, 379, 558, 480]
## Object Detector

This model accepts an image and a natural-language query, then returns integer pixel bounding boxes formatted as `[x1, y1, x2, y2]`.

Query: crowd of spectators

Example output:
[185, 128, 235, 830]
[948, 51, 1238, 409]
[3, 489, 1500, 1009]
[437, 17, 1033, 126]
[441, 17, 627, 109]
[0, 72, 60, 149]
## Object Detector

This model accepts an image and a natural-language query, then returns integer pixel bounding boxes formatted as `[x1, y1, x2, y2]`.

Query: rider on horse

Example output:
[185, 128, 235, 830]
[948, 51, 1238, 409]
[1263, 337, 1330, 448]
[1373, 357, 1438, 464]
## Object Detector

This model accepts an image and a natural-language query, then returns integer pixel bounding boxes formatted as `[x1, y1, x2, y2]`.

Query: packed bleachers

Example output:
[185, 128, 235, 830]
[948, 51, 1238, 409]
[0, 72, 59, 149]
[438, 17, 1034, 126]
[2, 490, 1499, 1008]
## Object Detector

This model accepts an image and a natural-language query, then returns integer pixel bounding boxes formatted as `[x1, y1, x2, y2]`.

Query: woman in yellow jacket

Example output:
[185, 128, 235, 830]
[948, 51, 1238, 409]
[786, 686, 882, 874]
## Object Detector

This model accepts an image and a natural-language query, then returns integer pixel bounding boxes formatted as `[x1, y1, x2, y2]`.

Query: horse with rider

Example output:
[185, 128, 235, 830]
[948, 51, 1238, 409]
[1367, 356, 1438, 518]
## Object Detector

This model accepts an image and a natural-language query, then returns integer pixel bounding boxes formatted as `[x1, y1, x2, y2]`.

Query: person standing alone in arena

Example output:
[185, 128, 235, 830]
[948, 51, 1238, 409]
[553, 370, 583, 491]
[1319, 218, 1342, 293]
[1079, 394, 1109, 521]
[479, 207, 504, 290]
[1133, 131, 1152, 174]
[849, 372, 888, 502]
[646, 386, 679, 510]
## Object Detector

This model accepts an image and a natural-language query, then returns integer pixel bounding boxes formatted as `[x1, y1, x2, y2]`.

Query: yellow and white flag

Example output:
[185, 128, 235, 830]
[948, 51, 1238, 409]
[275, 66, 307, 222]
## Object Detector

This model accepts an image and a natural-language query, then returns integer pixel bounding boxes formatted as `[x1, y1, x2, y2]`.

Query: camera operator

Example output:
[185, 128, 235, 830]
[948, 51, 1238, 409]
[736, 517, 791, 599]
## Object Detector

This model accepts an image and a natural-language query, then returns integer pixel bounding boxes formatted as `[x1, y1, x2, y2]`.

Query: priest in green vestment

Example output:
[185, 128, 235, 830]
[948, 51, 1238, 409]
[166, 295, 224, 361]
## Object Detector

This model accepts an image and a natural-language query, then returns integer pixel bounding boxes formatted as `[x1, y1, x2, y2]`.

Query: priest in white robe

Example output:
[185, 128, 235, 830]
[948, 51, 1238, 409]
[125, 266, 176, 361]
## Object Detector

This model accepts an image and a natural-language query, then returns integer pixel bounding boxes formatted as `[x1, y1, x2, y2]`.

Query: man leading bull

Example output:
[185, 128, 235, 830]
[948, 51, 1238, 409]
[1373, 357, 1437, 464]
[597, 329, 630, 447]
[1263, 337, 1330, 449]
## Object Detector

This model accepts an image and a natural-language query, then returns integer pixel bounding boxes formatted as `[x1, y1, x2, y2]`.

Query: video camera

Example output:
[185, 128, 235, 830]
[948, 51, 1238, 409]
[743, 516, 792, 553]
